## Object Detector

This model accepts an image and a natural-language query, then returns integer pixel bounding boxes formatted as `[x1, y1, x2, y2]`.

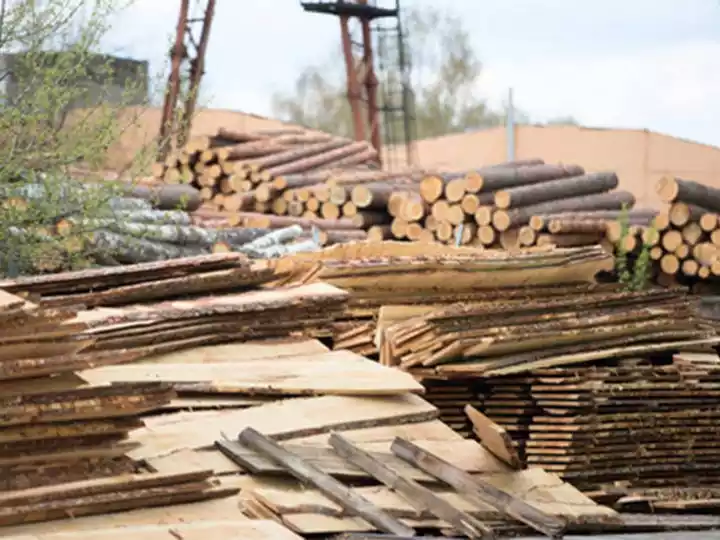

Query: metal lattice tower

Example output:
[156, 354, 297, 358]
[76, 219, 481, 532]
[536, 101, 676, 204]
[301, 0, 416, 169]
[158, 0, 216, 162]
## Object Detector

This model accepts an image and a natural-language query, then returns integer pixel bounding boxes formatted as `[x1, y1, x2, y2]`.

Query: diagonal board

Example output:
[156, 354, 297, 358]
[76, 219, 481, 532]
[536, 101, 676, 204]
[238, 427, 415, 536]
[129, 394, 438, 461]
[78, 350, 424, 396]
[465, 405, 522, 469]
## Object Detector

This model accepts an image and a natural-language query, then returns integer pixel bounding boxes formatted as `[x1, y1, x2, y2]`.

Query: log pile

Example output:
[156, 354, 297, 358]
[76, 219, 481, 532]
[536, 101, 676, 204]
[154, 127, 399, 244]
[647, 176, 720, 286]
[405, 164, 649, 248]
[2, 176, 320, 274]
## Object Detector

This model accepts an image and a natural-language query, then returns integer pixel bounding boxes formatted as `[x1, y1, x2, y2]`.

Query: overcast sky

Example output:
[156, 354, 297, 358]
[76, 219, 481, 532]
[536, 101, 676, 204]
[103, 0, 720, 146]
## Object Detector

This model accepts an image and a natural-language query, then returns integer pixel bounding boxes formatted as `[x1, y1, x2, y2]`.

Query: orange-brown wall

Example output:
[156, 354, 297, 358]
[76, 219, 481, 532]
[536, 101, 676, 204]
[406, 125, 720, 209]
[98, 106, 300, 171]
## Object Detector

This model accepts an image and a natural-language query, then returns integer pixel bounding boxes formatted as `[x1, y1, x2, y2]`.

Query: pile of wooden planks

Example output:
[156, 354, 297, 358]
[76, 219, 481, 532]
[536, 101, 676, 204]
[378, 284, 719, 376]
[0, 288, 193, 498]
[478, 353, 720, 512]
[73, 281, 348, 356]
[271, 242, 616, 357]
[0, 253, 275, 308]
[0, 471, 234, 527]
[648, 176, 720, 285]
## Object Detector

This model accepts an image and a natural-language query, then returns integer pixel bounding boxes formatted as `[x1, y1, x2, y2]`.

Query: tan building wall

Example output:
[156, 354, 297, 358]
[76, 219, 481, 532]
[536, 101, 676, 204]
[404, 125, 720, 209]
[102, 106, 303, 171]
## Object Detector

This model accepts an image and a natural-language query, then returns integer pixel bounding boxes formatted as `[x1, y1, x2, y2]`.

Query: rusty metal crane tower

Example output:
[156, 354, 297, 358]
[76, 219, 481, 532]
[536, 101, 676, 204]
[300, 0, 416, 169]
[157, 0, 216, 162]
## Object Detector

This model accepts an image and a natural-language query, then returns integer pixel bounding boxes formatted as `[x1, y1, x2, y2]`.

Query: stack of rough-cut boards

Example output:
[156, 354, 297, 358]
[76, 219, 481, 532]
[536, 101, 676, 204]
[0, 337, 631, 539]
[0, 288, 239, 526]
[377, 284, 719, 376]
[269, 241, 618, 358]
[480, 353, 720, 510]
[0, 253, 350, 357]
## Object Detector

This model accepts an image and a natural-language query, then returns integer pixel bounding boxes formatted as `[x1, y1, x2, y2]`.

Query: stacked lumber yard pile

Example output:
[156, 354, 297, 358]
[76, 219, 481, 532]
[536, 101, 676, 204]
[648, 176, 720, 287]
[2, 248, 720, 537]
[0, 287, 234, 522]
[354, 242, 720, 512]
[269, 242, 616, 431]
[155, 130, 660, 253]
[406, 164, 656, 249]
[0, 253, 349, 356]
[10, 334, 680, 539]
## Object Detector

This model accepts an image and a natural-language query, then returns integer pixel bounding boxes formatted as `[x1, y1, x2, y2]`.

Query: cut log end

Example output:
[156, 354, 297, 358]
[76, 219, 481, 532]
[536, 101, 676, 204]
[656, 176, 680, 203]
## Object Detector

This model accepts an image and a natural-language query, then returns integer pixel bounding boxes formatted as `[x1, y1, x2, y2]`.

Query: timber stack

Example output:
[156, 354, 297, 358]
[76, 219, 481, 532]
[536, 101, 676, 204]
[0, 253, 349, 356]
[153, 125, 663, 256]
[0, 286, 229, 512]
[3, 176, 320, 273]
[412, 163, 657, 249]
[154, 126, 405, 245]
[645, 176, 720, 287]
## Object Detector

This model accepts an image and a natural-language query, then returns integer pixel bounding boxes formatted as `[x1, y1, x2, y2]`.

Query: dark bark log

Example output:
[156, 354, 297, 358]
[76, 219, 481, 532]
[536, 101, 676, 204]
[478, 163, 585, 192]
[264, 141, 371, 177]
[657, 176, 720, 213]
[494, 172, 618, 210]
[492, 190, 636, 231]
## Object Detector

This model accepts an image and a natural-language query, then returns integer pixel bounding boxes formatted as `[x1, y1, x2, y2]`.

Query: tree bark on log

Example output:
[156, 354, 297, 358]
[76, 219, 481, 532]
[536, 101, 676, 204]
[492, 190, 636, 231]
[110, 209, 192, 225]
[494, 171, 619, 210]
[478, 163, 585, 193]
[248, 139, 350, 172]
[657, 176, 720, 213]
[263, 141, 371, 177]
[242, 225, 304, 250]
[117, 183, 203, 212]
[235, 212, 359, 231]
[90, 230, 206, 264]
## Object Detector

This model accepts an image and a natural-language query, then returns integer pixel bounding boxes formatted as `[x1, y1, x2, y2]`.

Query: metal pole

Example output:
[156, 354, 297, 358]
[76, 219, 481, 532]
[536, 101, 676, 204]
[158, 0, 189, 162]
[506, 87, 516, 161]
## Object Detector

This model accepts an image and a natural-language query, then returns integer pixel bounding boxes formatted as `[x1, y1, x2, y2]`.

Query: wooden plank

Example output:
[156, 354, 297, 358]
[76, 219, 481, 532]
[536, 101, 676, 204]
[465, 405, 522, 469]
[289, 421, 463, 446]
[78, 350, 424, 396]
[329, 433, 494, 539]
[391, 438, 567, 537]
[237, 427, 416, 536]
[129, 394, 438, 461]
[144, 338, 330, 364]
[0, 496, 246, 536]
[0, 520, 302, 540]
[216, 440, 438, 482]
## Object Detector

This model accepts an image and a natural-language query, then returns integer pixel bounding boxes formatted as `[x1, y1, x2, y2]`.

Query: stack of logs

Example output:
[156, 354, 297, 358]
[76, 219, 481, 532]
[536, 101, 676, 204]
[154, 126, 663, 254]
[153, 127, 397, 245]
[408, 164, 655, 249]
[648, 176, 720, 286]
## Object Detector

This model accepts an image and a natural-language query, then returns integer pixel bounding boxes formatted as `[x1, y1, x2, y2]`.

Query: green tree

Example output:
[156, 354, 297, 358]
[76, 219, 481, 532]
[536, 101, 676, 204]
[272, 5, 507, 142]
[0, 0, 155, 276]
